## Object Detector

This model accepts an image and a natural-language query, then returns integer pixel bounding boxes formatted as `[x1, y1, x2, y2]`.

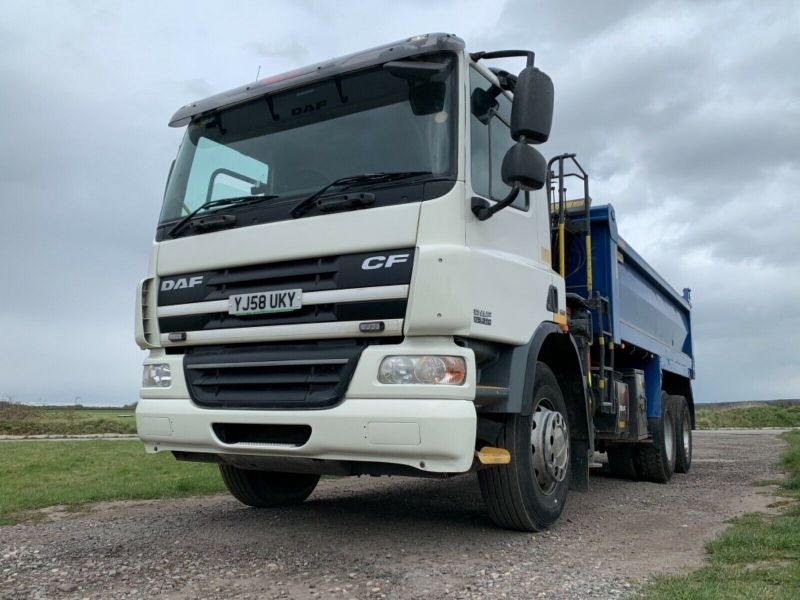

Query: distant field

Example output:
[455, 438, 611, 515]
[695, 405, 800, 429]
[0, 440, 224, 525]
[3, 401, 799, 436]
[0, 403, 136, 435]
[697, 399, 800, 410]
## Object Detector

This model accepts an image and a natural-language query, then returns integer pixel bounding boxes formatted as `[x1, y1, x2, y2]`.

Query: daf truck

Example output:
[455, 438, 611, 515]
[135, 33, 696, 531]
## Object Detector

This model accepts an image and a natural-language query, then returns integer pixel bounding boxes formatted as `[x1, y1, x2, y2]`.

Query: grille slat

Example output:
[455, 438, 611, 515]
[204, 275, 337, 300]
[141, 279, 157, 345]
[193, 371, 342, 386]
[204, 259, 337, 288]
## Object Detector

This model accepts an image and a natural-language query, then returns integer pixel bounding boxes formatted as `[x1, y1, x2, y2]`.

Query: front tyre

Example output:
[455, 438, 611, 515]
[478, 362, 571, 531]
[219, 465, 320, 508]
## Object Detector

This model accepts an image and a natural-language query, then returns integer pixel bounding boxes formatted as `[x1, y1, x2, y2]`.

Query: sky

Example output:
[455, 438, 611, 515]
[0, 0, 798, 405]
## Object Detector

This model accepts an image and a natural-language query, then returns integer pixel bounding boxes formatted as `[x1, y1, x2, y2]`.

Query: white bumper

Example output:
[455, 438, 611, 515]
[138, 337, 477, 473]
[136, 397, 476, 473]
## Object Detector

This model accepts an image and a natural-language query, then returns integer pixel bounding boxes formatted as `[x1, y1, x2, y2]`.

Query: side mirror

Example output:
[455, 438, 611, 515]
[472, 142, 546, 221]
[501, 142, 546, 190]
[510, 66, 554, 143]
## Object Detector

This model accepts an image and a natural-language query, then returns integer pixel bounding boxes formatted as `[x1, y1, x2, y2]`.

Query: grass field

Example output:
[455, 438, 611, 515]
[0, 440, 224, 525]
[638, 429, 800, 599]
[695, 405, 800, 429]
[0, 403, 136, 435]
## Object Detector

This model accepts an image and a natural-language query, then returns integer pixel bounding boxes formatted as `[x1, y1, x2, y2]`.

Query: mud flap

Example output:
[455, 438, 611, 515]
[569, 438, 589, 491]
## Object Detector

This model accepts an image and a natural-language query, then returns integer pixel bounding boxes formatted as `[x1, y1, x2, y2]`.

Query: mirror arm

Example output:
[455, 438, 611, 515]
[470, 50, 535, 68]
[471, 184, 521, 221]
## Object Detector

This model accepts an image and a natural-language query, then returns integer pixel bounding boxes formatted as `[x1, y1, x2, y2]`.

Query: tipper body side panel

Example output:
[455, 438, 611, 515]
[564, 204, 695, 417]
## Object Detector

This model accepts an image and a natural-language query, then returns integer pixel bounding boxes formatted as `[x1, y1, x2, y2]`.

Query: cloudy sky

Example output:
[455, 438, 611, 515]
[1, 0, 798, 405]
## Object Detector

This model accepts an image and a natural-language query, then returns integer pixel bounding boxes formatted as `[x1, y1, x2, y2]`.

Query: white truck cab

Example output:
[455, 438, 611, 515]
[136, 33, 695, 531]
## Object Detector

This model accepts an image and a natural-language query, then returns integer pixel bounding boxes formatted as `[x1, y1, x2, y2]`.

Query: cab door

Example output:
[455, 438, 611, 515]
[465, 65, 559, 344]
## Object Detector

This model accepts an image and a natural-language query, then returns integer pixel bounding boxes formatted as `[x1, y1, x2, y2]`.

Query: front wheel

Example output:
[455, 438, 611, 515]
[219, 465, 320, 507]
[478, 362, 571, 531]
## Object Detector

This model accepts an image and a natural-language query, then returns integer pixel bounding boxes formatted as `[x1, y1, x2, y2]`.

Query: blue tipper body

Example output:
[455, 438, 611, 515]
[565, 204, 695, 417]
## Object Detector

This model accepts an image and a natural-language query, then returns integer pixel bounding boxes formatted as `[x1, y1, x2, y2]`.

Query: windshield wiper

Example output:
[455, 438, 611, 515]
[168, 194, 279, 238]
[291, 171, 432, 218]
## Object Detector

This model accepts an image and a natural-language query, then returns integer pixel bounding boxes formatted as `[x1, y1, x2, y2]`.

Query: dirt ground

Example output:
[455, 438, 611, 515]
[0, 430, 788, 600]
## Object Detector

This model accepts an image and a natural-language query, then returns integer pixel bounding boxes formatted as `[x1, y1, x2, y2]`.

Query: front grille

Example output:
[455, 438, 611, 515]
[157, 248, 414, 334]
[184, 339, 398, 409]
[166, 250, 413, 407]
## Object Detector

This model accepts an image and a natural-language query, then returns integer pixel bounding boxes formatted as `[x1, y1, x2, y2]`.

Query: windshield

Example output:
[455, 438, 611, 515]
[159, 53, 457, 226]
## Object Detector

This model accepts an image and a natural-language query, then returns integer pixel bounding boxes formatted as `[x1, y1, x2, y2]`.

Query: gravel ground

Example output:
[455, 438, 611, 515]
[0, 430, 788, 600]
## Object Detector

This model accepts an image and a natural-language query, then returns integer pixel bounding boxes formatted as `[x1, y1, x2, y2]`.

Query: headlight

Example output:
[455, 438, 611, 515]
[142, 364, 172, 387]
[378, 355, 466, 385]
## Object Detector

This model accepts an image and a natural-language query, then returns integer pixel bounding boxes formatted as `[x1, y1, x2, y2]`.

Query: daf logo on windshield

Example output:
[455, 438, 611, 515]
[291, 100, 327, 116]
[160, 276, 203, 291]
[361, 254, 410, 270]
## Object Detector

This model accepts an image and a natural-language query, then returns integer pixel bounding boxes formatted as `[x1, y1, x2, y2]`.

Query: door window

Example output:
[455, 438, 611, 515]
[469, 68, 527, 211]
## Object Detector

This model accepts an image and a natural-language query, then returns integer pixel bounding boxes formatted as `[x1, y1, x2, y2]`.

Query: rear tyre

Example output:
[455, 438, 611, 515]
[673, 395, 692, 474]
[219, 465, 320, 507]
[638, 392, 676, 483]
[606, 445, 639, 479]
[478, 362, 571, 531]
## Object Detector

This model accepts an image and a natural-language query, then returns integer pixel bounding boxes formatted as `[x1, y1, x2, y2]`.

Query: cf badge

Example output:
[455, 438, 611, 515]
[361, 254, 410, 270]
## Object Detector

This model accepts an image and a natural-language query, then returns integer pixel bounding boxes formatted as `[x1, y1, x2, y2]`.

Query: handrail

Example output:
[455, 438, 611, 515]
[546, 153, 593, 297]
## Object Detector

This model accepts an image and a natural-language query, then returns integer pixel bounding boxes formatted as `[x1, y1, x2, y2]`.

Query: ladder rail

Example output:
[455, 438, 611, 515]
[547, 153, 617, 413]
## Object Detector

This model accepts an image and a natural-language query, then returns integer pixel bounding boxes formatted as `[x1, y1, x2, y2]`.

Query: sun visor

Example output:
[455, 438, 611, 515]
[168, 33, 465, 128]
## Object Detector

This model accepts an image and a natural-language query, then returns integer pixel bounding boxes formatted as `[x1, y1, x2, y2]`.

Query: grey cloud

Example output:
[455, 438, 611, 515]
[495, 0, 643, 49]
[246, 40, 309, 64]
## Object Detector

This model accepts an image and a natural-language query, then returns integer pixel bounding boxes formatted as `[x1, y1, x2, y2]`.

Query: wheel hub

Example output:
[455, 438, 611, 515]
[531, 405, 569, 491]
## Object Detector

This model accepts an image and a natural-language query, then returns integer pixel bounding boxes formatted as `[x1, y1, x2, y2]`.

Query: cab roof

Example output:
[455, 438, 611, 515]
[168, 33, 465, 128]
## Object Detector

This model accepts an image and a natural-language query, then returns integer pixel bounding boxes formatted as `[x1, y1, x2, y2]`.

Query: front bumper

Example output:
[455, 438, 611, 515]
[138, 337, 477, 473]
[136, 397, 476, 473]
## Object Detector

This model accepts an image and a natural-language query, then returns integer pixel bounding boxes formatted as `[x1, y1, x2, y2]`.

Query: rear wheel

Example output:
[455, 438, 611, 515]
[638, 392, 676, 483]
[478, 362, 571, 531]
[606, 445, 639, 479]
[219, 465, 320, 507]
[673, 396, 692, 474]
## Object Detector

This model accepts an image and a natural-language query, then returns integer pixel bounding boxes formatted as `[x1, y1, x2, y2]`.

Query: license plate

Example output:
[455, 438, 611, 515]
[228, 289, 302, 316]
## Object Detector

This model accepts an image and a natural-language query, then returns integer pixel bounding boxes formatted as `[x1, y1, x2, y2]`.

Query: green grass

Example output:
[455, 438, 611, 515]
[0, 440, 224, 525]
[695, 405, 800, 430]
[637, 430, 800, 599]
[782, 430, 800, 493]
[0, 403, 137, 435]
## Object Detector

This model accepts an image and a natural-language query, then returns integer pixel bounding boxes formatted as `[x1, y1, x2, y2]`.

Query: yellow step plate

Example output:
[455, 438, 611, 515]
[476, 446, 511, 465]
